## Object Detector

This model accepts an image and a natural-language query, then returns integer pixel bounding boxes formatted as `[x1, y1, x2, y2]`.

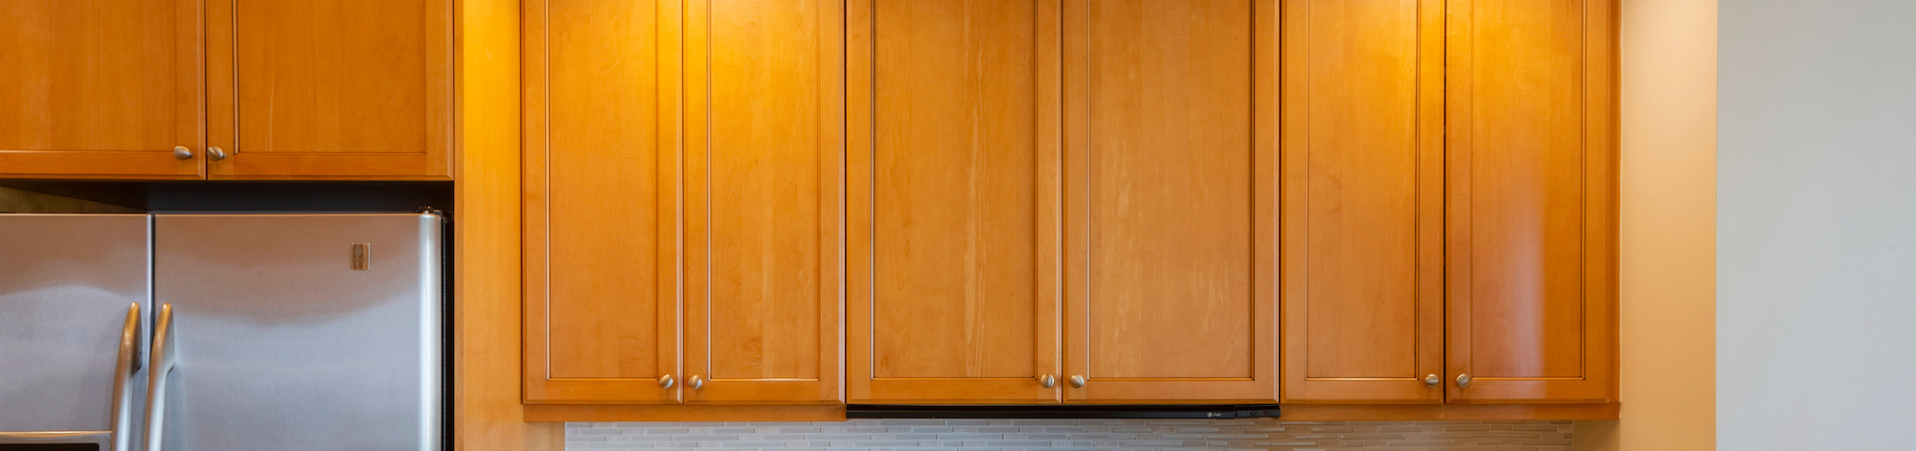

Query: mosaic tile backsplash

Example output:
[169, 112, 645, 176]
[565, 419, 1573, 451]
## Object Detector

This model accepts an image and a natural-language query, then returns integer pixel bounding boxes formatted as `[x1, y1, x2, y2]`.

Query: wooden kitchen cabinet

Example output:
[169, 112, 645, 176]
[522, 0, 683, 404]
[846, 0, 1066, 404]
[682, 0, 844, 405]
[1443, 0, 1617, 404]
[205, 0, 452, 179]
[1061, 0, 1279, 403]
[1280, 0, 1447, 404]
[0, 0, 205, 179]
[524, 0, 842, 406]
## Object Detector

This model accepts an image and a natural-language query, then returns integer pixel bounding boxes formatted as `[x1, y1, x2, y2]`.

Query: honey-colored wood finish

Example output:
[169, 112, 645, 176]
[1445, 0, 1617, 403]
[1280, 402, 1619, 421]
[1062, 0, 1279, 403]
[1280, 0, 1445, 404]
[522, 0, 684, 405]
[846, 0, 1065, 404]
[524, 405, 845, 422]
[0, 0, 203, 179]
[682, 0, 843, 405]
[205, 0, 451, 179]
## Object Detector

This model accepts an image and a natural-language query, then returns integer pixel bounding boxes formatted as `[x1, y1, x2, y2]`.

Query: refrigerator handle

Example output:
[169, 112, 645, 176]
[109, 303, 142, 451]
[143, 304, 178, 451]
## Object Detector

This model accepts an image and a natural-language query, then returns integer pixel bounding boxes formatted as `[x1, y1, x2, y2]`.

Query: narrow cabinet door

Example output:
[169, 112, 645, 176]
[1445, 0, 1617, 403]
[682, 0, 843, 404]
[847, 0, 1066, 404]
[523, 0, 684, 404]
[0, 0, 203, 179]
[205, 0, 451, 179]
[1062, 0, 1279, 403]
[1279, 0, 1445, 403]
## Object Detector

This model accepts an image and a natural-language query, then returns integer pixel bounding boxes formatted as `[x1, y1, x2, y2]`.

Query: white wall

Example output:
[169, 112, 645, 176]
[1720, 0, 1916, 448]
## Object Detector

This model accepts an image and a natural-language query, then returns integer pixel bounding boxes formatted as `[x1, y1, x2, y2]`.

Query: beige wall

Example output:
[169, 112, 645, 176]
[1577, 0, 1718, 449]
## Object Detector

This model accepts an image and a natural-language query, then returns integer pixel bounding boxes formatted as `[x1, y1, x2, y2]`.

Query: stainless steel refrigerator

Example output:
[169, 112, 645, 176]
[0, 213, 445, 451]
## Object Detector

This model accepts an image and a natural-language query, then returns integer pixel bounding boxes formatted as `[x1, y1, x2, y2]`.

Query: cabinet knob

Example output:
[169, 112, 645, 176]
[1039, 375, 1056, 388]
[1424, 374, 1440, 388]
[173, 146, 194, 160]
[658, 374, 675, 389]
[1068, 375, 1086, 388]
[688, 375, 704, 390]
[207, 146, 227, 161]
[1455, 373, 1472, 388]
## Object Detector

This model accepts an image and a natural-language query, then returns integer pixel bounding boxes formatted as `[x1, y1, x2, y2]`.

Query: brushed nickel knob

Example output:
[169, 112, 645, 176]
[658, 374, 675, 389]
[1424, 374, 1441, 388]
[173, 146, 193, 160]
[1039, 375, 1056, 388]
[1068, 375, 1086, 388]
[1455, 373, 1472, 388]
[688, 375, 704, 390]
[207, 146, 227, 160]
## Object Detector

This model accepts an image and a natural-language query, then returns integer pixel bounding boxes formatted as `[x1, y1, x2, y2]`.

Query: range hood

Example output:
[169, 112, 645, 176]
[846, 404, 1280, 419]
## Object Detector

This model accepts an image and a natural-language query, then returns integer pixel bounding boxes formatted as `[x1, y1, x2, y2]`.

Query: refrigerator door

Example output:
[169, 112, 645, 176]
[149, 214, 442, 451]
[0, 214, 151, 451]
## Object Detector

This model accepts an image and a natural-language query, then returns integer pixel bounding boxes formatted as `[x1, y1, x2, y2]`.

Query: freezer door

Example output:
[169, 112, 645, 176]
[149, 214, 442, 451]
[0, 214, 151, 450]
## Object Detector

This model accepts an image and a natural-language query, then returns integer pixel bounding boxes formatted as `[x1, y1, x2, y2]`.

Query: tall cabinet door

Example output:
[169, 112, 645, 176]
[1279, 0, 1445, 403]
[1445, 0, 1617, 404]
[847, 0, 1066, 404]
[204, 0, 452, 180]
[682, 0, 843, 404]
[0, 0, 203, 179]
[1062, 0, 1279, 403]
[522, 0, 684, 404]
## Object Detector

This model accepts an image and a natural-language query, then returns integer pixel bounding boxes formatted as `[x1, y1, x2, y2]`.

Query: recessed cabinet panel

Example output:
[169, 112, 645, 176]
[0, 0, 203, 179]
[1280, 0, 1444, 403]
[847, 0, 1064, 404]
[208, 0, 451, 179]
[1446, 0, 1616, 403]
[683, 0, 843, 404]
[1063, 0, 1278, 403]
[523, 0, 683, 404]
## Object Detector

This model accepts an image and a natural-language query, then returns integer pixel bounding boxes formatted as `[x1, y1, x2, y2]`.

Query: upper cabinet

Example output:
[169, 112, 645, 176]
[524, 0, 842, 406]
[0, 0, 204, 179]
[1280, 0, 1446, 404]
[848, 0, 1279, 405]
[0, 0, 451, 180]
[206, 0, 452, 179]
[1444, 0, 1617, 404]
[1063, 0, 1278, 403]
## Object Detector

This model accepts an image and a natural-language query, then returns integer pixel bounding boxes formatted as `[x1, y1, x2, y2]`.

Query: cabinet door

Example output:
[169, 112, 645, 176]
[523, 0, 683, 404]
[1279, 0, 1444, 403]
[0, 0, 203, 179]
[682, 0, 842, 404]
[205, 0, 451, 179]
[1062, 0, 1278, 403]
[847, 0, 1065, 404]
[1445, 0, 1616, 403]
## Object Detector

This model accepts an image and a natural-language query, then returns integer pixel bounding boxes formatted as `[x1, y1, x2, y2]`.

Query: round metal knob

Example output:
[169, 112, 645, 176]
[1455, 373, 1472, 388]
[1424, 374, 1440, 388]
[1039, 375, 1056, 388]
[173, 146, 194, 160]
[1068, 375, 1086, 388]
[207, 146, 227, 161]
[688, 375, 704, 390]
[658, 374, 675, 389]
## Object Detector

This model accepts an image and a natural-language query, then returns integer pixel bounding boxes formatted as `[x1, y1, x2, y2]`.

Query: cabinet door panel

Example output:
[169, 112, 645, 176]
[1279, 0, 1444, 403]
[1446, 0, 1616, 403]
[1063, 0, 1278, 403]
[683, 0, 842, 405]
[0, 0, 203, 179]
[523, 0, 683, 404]
[847, 0, 1064, 404]
[207, 0, 450, 179]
